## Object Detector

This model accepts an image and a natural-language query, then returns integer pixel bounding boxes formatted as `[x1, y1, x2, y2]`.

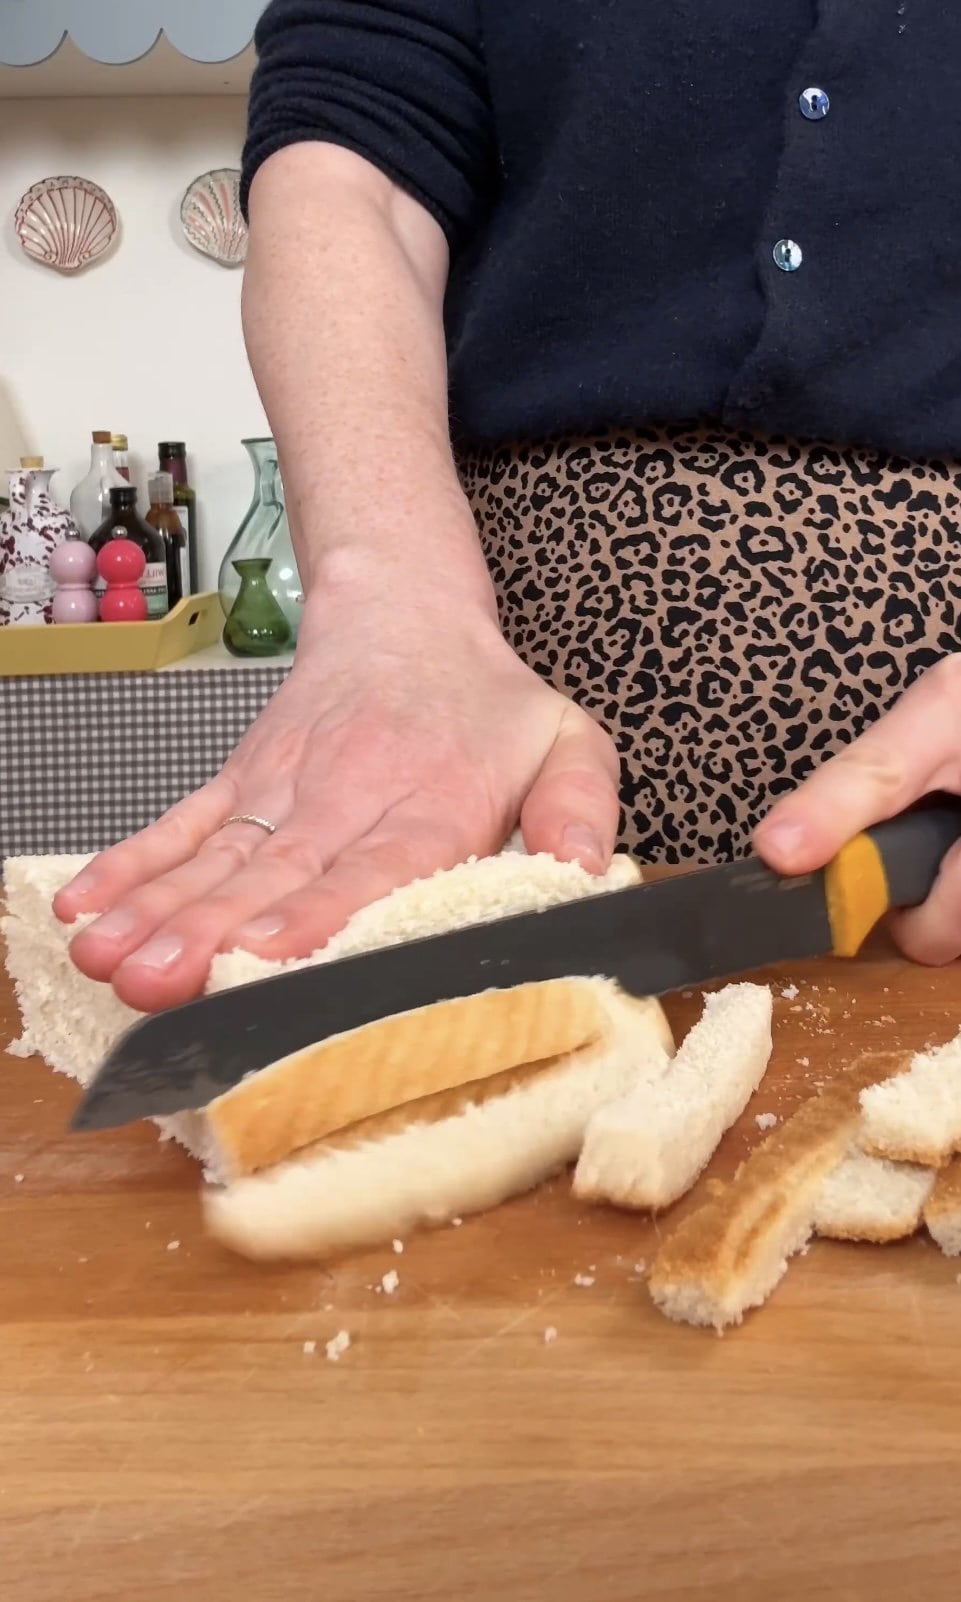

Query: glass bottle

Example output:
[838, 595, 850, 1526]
[111, 433, 131, 481]
[157, 441, 197, 593]
[218, 438, 303, 643]
[223, 558, 292, 657]
[69, 431, 127, 538]
[89, 485, 169, 618]
[146, 471, 189, 609]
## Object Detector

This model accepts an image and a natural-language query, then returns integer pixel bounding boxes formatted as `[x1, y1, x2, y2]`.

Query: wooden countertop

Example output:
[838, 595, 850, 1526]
[3, 942, 961, 1601]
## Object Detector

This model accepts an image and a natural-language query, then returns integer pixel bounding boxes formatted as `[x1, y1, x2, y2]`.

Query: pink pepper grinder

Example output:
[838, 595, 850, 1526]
[98, 539, 148, 622]
[50, 539, 98, 624]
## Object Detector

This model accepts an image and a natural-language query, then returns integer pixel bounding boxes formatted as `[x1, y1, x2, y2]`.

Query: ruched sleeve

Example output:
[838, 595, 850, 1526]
[241, 0, 494, 251]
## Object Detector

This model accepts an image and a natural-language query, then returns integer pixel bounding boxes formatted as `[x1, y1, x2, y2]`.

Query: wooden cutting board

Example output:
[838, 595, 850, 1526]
[2, 940, 961, 1602]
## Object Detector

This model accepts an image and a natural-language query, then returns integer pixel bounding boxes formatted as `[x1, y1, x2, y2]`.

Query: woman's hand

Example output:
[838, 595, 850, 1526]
[54, 578, 620, 1013]
[61, 145, 626, 1015]
[753, 655, 961, 964]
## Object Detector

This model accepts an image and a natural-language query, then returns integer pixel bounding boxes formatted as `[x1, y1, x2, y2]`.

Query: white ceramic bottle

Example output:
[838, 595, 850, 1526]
[0, 457, 79, 625]
[69, 430, 127, 538]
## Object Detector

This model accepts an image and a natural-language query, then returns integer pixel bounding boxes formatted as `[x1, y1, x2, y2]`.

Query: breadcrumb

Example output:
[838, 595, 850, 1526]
[166, 1240, 180, 1252]
[381, 1270, 399, 1295]
[755, 1113, 778, 1131]
[781, 984, 799, 1000]
[326, 1330, 351, 1362]
[303, 1340, 317, 1356]
[573, 1273, 595, 1287]
[392, 1239, 404, 1254]
[544, 1327, 558, 1345]
[14, 1174, 23, 1184]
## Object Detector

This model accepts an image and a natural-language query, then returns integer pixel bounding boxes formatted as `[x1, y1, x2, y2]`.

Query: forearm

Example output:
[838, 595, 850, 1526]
[241, 142, 495, 614]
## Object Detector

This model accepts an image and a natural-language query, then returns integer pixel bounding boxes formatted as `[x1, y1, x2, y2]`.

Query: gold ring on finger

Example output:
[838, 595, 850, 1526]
[219, 814, 277, 836]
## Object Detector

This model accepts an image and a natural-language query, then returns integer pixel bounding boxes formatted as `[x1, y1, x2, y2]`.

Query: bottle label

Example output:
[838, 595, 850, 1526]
[178, 546, 190, 604]
[141, 561, 169, 619]
[1, 564, 52, 604]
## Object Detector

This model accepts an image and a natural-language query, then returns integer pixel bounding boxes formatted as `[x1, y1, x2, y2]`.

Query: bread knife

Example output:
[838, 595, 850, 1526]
[71, 801, 961, 1133]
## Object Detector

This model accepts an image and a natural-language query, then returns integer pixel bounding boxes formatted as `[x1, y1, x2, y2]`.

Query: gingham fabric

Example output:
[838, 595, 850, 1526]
[1, 667, 289, 859]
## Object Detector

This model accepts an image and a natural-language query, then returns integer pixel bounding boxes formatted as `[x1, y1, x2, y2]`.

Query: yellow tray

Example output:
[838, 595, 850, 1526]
[0, 592, 224, 676]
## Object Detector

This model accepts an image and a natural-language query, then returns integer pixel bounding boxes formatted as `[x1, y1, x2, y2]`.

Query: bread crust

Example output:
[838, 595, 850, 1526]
[204, 990, 674, 1262]
[923, 1156, 961, 1256]
[858, 1038, 961, 1168]
[572, 982, 772, 1211]
[648, 1053, 910, 1331]
[207, 978, 613, 1179]
[813, 1151, 934, 1244]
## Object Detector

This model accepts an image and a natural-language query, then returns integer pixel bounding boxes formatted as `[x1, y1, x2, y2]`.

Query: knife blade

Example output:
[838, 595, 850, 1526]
[72, 802, 961, 1133]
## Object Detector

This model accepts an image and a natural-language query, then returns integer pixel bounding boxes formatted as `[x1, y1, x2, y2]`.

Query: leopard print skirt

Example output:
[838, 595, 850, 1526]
[457, 422, 961, 863]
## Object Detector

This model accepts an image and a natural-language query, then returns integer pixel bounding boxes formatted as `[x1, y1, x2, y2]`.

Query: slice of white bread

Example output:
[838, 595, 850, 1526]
[572, 981, 772, 1211]
[813, 1149, 935, 1244]
[923, 1157, 961, 1255]
[204, 984, 673, 1261]
[3, 845, 670, 1183]
[647, 1052, 910, 1331]
[2, 854, 141, 1082]
[859, 1032, 961, 1167]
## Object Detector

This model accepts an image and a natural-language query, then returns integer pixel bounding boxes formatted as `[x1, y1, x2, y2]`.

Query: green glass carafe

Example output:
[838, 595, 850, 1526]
[218, 438, 303, 641]
[222, 558, 292, 657]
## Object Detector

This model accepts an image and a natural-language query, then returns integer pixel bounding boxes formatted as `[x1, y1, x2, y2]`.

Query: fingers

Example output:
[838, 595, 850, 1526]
[100, 803, 363, 1012]
[889, 837, 961, 966]
[112, 808, 473, 1011]
[754, 657, 961, 874]
[67, 816, 302, 984]
[230, 811, 474, 963]
[53, 779, 237, 924]
[519, 710, 621, 873]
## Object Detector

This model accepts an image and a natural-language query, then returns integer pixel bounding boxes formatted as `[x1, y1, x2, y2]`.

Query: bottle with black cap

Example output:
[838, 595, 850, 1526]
[89, 485, 169, 618]
[157, 441, 197, 592]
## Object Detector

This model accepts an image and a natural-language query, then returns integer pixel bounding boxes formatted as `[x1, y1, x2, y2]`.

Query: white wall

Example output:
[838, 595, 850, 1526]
[0, 96, 267, 590]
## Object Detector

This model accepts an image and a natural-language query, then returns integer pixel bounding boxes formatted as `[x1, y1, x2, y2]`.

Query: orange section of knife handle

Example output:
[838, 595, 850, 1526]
[824, 833, 891, 957]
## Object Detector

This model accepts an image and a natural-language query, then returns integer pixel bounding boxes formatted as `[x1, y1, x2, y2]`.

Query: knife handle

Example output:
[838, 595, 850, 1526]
[825, 799, 961, 956]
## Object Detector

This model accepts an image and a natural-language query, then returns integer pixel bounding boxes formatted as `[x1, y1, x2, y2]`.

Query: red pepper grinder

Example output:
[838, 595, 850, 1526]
[97, 539, 148, 622]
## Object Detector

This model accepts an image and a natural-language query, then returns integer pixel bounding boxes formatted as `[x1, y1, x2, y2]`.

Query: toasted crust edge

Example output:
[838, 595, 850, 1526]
[648, 1052, 911, 1331]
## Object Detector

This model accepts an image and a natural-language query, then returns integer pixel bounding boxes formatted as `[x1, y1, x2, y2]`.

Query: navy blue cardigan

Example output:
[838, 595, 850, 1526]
[243, 1, 961, 459]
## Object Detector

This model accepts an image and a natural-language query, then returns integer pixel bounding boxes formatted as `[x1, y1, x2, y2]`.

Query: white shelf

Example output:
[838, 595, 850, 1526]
[0, 37, 255, 98]
[161, 640, 295, 672]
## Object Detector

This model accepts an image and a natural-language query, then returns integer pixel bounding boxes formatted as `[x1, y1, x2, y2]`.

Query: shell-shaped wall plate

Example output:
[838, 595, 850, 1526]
[180, 168, 247, 268]
[14, 175, 118, 273]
